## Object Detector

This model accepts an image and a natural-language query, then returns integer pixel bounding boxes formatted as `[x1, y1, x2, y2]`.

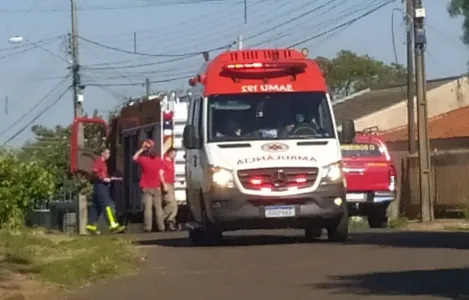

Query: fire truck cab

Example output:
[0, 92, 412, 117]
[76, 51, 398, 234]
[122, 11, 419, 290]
[183, 49, 356, 245]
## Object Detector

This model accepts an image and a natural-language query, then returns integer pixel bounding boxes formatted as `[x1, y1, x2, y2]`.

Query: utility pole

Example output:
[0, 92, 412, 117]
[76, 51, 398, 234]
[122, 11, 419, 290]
[133, 32, 137, 53]
[237, 35, 243, 50]
[145, 78, 151, 97]
[413, 0, 432, 222]
[71, 0, 87, 235]
[243, 0, 247, 24]
[4, 96, 8, 115]
[406, 0, 416, 154]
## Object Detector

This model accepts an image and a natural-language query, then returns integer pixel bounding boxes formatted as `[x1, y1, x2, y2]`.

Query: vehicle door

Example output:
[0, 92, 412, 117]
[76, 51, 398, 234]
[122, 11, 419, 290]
[185, 97, 204, 220]
[190, 97, 205, 220]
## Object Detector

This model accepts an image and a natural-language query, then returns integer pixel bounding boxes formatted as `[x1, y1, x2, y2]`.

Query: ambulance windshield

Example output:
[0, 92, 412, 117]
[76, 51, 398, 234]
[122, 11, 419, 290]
[207, 92, 335, 142]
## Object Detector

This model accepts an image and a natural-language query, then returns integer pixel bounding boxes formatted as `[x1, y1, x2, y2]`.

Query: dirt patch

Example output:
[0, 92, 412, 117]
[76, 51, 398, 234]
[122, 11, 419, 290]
[0, 269, 58, 300]
[404, 219, 469, 231]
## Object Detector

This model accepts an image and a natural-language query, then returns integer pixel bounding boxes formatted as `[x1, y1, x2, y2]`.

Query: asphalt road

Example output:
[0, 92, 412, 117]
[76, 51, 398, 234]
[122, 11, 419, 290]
[67, 229, 469, 300]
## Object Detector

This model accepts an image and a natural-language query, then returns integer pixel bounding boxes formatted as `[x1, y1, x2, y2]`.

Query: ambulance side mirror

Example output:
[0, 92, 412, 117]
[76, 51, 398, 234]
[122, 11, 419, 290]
[183, 125, 201, 149]
[340, 120, 356, 144]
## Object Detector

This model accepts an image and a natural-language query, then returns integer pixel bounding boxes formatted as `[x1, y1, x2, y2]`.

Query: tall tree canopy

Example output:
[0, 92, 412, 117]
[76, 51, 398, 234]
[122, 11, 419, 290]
[316, 50, 406, 98]
[448, 0, 469, 45]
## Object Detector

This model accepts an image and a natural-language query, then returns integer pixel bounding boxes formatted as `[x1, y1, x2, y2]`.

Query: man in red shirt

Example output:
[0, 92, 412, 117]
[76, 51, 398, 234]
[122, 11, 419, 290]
[133, 140, 165, 232]
[161, 147, 178, 231]
[86, 147, 125, 235]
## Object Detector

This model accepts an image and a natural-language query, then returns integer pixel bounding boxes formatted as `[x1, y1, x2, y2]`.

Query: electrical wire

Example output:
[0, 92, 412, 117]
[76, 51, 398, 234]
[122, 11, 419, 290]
[81, 73, 131, 101]
[287, 0, 395, 48]
[3, 0, 42, 35]
[250, 0, 363, 47]
[0, 76, 70, 137]
[0, 35, 62, 53]
[86, 74, 194, 87]
[0, 1, 244, 13]
[0, 39, 59, 61]
[3, 84, 71, 145]
[79, 0, 333, 59]
[99, 0, 294, 54]
[245, 0, 342, 43]
[79, 35, 235, 57]
[80, 43, 137, 85]
[81, 0, 347, 70]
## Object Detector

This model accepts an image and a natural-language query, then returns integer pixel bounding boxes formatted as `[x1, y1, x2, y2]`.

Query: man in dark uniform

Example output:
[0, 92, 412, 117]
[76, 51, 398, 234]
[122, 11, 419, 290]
[86, 147, 125, 235]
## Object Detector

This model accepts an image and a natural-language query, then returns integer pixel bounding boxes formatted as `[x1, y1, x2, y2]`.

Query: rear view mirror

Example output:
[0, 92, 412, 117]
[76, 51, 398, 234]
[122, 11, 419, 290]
[183, 125, 202, 149]
[340, 120, 356, 144]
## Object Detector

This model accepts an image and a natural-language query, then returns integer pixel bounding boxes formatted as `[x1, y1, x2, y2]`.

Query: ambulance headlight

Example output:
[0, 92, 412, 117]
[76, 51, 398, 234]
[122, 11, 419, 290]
[211, 166, 234, 187]
[322, 162, 343, 182]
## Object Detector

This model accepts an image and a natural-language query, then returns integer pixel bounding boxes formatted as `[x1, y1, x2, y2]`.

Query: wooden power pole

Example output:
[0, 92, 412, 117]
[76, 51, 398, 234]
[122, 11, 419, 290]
[406, 0, 416, 154]
[71, 0, 87, 234]
[413, 0, 432, 222]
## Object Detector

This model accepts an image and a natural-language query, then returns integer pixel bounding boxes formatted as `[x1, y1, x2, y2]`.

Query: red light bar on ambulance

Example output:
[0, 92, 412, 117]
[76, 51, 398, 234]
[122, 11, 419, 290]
[223, 61, 306, 71]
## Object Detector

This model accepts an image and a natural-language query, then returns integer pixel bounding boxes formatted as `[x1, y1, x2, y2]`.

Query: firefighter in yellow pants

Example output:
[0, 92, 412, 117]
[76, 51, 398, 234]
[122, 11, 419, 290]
[86, 148, 125, 235]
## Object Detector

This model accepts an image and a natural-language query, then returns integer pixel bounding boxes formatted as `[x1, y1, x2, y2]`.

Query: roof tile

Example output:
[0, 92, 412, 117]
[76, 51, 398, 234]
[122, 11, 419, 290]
[333, 76, 458, 124]
[380, 105, 469, 142]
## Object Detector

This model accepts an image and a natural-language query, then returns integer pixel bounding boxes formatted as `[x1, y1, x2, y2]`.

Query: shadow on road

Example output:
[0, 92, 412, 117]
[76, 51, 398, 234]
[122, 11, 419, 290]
[136, 233, 317, 247]
[134, 230, 469, 249]
[310, 267, 469, 299]
[350, 231, 469, 250]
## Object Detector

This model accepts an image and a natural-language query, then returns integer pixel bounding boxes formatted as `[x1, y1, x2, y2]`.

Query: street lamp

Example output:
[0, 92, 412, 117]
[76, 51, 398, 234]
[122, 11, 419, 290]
[8, 36, 24, 44]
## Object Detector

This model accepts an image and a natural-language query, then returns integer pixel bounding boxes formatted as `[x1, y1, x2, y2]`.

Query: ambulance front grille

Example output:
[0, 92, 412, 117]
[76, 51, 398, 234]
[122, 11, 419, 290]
[237, 167, 319, 191]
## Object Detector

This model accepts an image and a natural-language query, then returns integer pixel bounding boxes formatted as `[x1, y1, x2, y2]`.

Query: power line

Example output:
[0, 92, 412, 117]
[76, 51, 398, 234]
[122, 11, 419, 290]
[86, 74, 193, 87]
[79, 35, 235, 57]
[81, 0, 329, 59]
[287, 0, 396, 48]
[250, 0, 372, 47]
[81, 0, 347, 71]
[0, 1, 244, 13]
[0, 76, 70, 137]
[0, 35, 62, 53]
[3, 85, 71, 145]
[95, 0, 292, 53]
[87, 1, 247, 43]
[245, 0, 343, 42]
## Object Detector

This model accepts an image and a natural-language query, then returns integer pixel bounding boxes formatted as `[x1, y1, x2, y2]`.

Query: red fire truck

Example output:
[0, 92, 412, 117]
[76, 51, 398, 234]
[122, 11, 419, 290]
[69, 96, 177, 226]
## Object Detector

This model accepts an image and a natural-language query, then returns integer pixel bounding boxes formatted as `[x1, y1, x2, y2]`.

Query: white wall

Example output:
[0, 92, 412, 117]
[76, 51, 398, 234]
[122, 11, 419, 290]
[354, 76, 469, 132]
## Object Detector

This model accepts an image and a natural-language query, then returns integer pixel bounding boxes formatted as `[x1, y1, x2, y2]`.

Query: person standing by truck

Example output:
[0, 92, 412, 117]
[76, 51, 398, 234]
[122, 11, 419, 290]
[161, 147, 178, 231]
[86, 147, 125, 235]
[133, 140, 165, 232]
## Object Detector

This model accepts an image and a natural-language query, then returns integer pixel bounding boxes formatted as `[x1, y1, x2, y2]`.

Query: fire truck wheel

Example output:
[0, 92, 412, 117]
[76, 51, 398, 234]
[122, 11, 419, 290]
[326, 207, 349, 243]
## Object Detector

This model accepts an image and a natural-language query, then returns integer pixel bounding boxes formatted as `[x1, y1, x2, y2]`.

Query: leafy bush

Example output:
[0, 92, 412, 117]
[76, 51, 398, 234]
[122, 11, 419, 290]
[0, 151, 55, 227]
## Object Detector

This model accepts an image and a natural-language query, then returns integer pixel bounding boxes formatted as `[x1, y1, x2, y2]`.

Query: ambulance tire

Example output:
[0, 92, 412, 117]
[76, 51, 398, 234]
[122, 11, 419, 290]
[188, 196, 223, 246]
[326, 207, 349, 243]
[304, 227, 322, 241]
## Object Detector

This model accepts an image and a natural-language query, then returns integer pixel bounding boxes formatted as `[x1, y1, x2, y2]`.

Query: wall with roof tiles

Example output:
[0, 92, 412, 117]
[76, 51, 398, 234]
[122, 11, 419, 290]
[353, 77, 469, 132]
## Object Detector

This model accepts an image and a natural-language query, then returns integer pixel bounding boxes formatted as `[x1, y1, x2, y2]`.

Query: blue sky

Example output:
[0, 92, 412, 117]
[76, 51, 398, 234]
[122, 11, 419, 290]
[0, 0, 466, 146]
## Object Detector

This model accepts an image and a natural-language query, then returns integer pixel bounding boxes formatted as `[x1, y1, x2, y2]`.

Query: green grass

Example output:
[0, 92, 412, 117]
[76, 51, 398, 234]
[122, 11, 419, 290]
[0, 229, 137, 288]
[388, 216, 409, 229]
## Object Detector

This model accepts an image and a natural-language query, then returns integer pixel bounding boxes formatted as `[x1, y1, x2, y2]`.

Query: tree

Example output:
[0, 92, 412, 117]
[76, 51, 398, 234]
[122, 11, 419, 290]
[448, 0, 469, 45]
[0, 151, 55, 227]
[316, 50, 406, 98]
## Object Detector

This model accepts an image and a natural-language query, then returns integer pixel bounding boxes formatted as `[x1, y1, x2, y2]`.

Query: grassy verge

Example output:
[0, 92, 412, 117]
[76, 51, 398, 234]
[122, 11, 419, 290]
[0, 228, 137, 288]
